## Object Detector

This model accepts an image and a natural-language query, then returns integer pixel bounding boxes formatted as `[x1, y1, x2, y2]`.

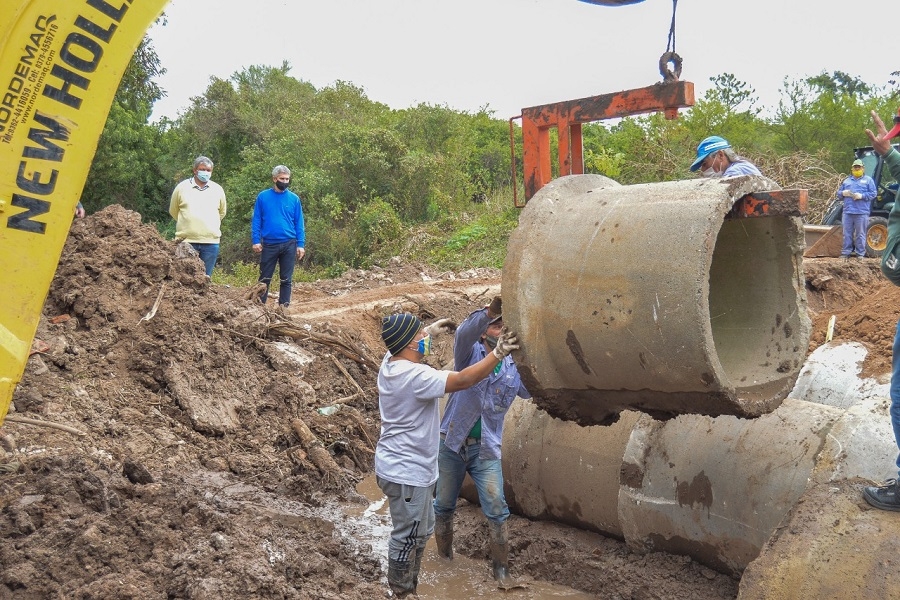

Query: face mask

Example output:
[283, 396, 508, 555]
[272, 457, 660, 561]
[483, 335, 498, 350]
[851, 169, 864, 177]
[196, 170, 211, 183]
[701, 167, 721, 178]
[417, 334, 432, 356]
[275, 180, 289, 191]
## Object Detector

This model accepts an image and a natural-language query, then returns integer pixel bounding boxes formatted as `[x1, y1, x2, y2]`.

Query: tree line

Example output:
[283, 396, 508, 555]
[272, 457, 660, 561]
[79, 38, 899, 278]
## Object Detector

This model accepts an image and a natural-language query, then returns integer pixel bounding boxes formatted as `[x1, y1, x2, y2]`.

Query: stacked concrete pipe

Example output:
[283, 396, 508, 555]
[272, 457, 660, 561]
[454, 175, 900, 593]
[459, 342, 896, 583]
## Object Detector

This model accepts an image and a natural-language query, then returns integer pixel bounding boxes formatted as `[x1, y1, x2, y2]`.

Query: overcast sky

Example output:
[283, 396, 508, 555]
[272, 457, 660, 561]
[147, 0, 898, 123]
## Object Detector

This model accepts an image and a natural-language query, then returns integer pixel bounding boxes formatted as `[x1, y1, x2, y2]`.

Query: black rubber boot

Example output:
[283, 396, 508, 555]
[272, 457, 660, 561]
[434, 513, 454, 559]
[489, 521, 521, 590]
[863, 478, 900, 511]
[387, 558, 416, 597]
[412, 545, 425, 589]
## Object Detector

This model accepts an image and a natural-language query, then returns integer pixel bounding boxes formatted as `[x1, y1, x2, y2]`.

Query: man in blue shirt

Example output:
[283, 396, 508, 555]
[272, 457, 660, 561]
[251, 165, 305, 307]
[836, 158, 877, 258]
[433, 296, 530, 588]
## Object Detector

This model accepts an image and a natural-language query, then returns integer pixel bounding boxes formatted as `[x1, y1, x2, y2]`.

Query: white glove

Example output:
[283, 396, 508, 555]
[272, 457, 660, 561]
[492, 328, 520, 360]
[423, 317, 456, 338]
[841, 190, 851, 198]
[854, 193, 863, 200]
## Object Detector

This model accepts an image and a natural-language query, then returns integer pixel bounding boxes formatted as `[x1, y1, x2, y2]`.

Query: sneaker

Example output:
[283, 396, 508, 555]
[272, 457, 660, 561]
[849, 252, 859, 258]
[863, 479, 900, 511]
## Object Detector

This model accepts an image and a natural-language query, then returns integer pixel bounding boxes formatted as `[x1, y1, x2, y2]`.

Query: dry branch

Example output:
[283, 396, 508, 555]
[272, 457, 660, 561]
[342, 406, 376, 451]
[139, 283, 166, 324]
[290, 417, 343, 479]
[329, 354, 367, 404]
[268, 323, 378, 370]
[4, 414, 87, 436]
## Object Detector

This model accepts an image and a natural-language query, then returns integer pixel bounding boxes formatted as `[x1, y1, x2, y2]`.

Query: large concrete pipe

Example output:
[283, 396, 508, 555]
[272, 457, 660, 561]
[504, 174, 809, 425]
[617, 401, 842, 575]
[469, 388, 897, 581]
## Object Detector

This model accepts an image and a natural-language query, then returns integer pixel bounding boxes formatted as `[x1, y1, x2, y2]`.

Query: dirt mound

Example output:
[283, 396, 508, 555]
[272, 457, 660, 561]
[804, 257, 900, 377]
[1, 206, 897, 599]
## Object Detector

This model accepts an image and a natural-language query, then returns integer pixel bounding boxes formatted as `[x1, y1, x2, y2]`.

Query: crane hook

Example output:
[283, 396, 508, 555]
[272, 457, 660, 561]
[659, 51, 682, 82]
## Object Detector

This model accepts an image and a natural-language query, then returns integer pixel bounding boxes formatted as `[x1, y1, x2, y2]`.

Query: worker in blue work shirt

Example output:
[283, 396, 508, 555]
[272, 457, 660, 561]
[433, 296, 530, 589]
[836, 158, 877, 258]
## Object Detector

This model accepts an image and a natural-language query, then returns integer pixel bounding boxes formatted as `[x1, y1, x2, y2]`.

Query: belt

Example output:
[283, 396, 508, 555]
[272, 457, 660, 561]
[441, 433, 481, 446]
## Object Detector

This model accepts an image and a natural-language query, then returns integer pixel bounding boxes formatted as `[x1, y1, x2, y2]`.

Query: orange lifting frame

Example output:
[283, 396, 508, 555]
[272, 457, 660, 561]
[510, 81, 695, 206]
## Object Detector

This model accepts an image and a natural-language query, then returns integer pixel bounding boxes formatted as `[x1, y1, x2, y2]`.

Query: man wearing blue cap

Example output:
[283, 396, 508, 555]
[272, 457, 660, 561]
[375, 312, 521, 598]
[690, 136, 762, 177]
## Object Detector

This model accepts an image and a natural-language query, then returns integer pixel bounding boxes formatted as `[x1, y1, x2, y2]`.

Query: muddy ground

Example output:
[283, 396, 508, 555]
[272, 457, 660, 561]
[0, 206, 893, 599]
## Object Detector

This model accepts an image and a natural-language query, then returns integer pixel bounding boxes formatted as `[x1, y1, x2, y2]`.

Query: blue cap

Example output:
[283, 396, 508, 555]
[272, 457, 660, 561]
[382, 313, 422, 355]
[690, 136, 731, 172]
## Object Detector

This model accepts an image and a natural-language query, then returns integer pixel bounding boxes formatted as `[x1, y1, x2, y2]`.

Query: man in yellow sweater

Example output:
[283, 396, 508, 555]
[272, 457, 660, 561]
[169, 156, 227, 276]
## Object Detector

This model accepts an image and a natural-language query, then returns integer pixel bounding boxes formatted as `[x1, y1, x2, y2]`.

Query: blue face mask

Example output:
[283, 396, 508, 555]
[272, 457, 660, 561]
[196, 170, 211, 183]
[417, 334, 432, 356]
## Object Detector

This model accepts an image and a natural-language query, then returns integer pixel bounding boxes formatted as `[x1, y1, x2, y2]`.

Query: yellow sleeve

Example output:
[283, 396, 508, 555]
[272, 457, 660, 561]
[169, 184, 181, 220]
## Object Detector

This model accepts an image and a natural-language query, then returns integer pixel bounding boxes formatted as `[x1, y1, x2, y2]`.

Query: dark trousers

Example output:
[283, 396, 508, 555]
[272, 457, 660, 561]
[258, 241, 297, 306]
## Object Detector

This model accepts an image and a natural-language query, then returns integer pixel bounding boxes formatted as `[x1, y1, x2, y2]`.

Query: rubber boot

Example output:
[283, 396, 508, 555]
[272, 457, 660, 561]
[434, 513, 454, 559]
[489, 521, 522, 590]
[387, 558, 416, 598]
[412, 545, 425, 589]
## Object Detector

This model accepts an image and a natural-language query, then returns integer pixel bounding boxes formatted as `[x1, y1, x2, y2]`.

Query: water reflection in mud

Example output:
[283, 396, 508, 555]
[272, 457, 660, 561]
[340, 474, 597, 599]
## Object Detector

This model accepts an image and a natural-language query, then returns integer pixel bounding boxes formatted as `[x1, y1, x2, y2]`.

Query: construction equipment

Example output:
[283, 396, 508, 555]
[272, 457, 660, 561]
[811, 142, 900, 258]
[0, 1, 170, 423]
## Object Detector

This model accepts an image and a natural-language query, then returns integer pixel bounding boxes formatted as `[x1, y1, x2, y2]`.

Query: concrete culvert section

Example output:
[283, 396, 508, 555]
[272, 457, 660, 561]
[504, 174, 810, 424]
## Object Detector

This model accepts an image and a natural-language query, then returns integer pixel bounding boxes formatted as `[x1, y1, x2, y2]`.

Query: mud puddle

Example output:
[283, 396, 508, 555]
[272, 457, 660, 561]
[346, 474, 598, 599]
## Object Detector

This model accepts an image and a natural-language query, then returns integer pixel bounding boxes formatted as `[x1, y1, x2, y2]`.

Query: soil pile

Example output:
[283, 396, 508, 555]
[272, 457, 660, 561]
[0, 206, 896, 599]
[804, 257, 898, 377]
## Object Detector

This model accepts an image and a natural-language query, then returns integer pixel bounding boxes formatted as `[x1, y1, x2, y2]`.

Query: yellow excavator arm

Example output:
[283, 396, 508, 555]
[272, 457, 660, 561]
[0, 0, 169, 424]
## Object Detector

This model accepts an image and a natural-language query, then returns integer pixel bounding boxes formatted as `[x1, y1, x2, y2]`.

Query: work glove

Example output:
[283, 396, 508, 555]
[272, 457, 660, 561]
[854, 193, 863, 200]
[841, 190, 852, 198]
[423, 317, 456, 338]
[488, 295, 502, 318]
[492, 328, 520, 360]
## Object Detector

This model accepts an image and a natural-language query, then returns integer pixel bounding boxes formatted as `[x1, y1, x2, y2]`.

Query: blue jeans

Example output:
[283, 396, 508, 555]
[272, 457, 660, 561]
[190, 243, 219, 277]
[433, 437, 510, 524]
[841, 213, 868, 256]
[258, 241, 297, 306]
[890, 319, 900, 478]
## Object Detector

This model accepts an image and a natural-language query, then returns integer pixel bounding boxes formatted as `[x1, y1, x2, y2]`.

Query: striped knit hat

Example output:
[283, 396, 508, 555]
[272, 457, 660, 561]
[382, 313, 422, 355]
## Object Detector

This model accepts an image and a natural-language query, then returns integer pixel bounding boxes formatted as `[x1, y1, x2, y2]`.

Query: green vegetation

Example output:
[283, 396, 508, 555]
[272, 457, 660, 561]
[81, 36, 900, 283]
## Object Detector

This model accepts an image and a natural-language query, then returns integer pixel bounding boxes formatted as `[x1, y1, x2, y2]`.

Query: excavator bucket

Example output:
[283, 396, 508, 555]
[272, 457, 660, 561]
[803, 225, 843, 258]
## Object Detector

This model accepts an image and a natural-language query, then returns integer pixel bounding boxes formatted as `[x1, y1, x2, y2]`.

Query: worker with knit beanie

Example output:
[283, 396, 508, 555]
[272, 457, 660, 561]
[374, 311, 520, 598]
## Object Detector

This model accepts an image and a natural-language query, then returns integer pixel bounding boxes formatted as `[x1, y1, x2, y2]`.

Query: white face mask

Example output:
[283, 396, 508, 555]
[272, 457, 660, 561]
[701, 167, 721, 178]
[195, 170, 211, 183]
